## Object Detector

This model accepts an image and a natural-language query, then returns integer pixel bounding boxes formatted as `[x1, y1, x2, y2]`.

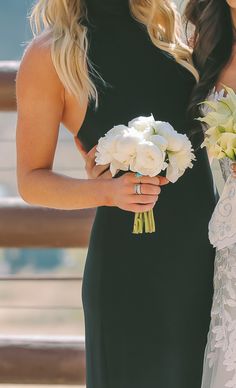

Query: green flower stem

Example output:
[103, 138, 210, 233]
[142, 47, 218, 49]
[133, 210, 156, 234]
[133, 212, 142, 234]
[150, 209, 156, 232]
[144, 212, 149, 233]
[133, 213, 138, 234]
[148, 210, 152, 232]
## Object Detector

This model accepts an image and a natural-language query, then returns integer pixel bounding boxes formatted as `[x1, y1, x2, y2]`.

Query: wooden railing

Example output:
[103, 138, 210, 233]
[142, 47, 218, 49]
[0, 61, 94, 384]
[0, 61, 18, 111]
[0, 197, 95, 247]
[0, 336, 85, 384]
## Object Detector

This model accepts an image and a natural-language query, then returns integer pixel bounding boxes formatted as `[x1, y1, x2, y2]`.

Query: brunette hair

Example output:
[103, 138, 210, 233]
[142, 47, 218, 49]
[185, 0, 234, 121]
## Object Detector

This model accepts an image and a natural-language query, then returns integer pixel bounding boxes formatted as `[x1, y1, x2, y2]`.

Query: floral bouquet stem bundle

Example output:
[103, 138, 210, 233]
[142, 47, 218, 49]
[96, 115, 195, 234]
[133, 172, 156, 233]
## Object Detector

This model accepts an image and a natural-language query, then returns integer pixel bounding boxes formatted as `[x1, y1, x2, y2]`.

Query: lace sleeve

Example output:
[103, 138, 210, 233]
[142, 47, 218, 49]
[209, 158, 236, 250]
[219, 158, 232, 182]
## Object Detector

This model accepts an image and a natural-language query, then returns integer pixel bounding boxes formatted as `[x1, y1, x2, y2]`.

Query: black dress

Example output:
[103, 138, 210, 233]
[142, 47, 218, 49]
[77, 1, 217, 387]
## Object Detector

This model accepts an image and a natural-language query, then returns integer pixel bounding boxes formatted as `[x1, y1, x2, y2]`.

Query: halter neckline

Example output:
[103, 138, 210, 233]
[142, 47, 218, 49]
[85, 0, 130, 19]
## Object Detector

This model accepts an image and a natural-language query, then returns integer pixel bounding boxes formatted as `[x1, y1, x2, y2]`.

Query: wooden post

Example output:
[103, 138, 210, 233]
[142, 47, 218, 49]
[0, 336, 86, 384]
[0, 61, 19, 111]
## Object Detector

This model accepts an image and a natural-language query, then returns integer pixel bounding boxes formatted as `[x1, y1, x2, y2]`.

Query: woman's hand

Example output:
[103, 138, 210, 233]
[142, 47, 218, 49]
[75, 137, 169, 212]
[74, 137, 112, 179]
[231, 162, 236, 178]
[109, 172, 168, 213]
[74, 137, 169, 212]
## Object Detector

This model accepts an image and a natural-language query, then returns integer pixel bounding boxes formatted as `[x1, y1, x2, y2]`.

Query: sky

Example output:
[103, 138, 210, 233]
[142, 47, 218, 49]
[0, 0, 34, 60]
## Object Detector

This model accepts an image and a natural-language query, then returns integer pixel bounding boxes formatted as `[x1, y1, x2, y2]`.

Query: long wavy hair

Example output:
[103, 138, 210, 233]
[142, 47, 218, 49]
[185, 0, 234, 121]
[30, 0, 197, 103]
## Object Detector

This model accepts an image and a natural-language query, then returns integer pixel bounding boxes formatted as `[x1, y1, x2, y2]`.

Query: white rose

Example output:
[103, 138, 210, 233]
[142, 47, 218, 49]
[110, 160, 129, 177]
[105, 124, 127, 138]
[149, 134, 168, 152]
[96, 137, 115, 165]
[128, 115, 155, 132]
[95, 125, 127, 166]
[166, 137, 195, 183]
[128, 115, 157, 141]
[154, 121, 185, 152]
[112, 127, 142, 165]
[130, 141, 166, 177]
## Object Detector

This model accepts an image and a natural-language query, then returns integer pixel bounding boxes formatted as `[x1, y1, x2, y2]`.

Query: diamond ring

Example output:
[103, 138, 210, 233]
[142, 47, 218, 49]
[134, 183, 142, 195]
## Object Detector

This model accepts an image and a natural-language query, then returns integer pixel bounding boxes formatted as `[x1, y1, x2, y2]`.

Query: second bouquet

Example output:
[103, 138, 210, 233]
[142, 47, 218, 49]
[95, 115, 195, 234]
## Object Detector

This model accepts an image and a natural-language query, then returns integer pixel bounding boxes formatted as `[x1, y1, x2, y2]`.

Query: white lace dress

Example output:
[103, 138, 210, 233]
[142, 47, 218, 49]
[201, 157, 236, 388]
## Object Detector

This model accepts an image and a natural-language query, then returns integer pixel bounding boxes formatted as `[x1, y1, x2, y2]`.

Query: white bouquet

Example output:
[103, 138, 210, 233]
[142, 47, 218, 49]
[200, 86, 236, 161]
[96, 115, 195, 234]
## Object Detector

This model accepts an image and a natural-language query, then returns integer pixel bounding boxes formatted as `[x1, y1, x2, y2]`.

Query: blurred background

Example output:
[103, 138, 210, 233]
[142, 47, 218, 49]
[0, 1, 223, 387]
[0, 0, 87, 338]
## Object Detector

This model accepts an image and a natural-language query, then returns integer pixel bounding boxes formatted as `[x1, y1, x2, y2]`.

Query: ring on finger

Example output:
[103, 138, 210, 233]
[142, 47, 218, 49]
[135, 172, 142, 184]
[134, 183, 142, 195]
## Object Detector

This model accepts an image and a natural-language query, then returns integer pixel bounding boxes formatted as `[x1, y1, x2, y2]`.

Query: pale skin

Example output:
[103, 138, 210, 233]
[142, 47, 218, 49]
[16, 36, 168, 212]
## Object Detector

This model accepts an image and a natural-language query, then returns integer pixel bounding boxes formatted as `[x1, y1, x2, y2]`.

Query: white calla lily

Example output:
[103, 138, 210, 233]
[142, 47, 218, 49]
[200, 86, 236, 161]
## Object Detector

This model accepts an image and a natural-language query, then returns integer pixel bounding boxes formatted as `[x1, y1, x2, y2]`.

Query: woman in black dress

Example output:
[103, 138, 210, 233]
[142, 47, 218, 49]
[16, 1, 216, 387]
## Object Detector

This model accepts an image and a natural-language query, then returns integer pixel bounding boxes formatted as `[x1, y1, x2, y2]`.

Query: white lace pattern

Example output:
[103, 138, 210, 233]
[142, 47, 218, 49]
[201, 141, 236, 386]
[209, 161, 236, 251]
[202, 245, 236, 388]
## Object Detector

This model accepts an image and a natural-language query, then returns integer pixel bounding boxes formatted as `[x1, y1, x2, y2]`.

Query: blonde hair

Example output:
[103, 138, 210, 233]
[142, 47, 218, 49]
[30, 0, 197, 103]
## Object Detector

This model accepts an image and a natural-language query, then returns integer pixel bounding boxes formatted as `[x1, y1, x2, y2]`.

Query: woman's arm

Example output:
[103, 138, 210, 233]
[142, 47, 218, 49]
[16, 38, 108, 210]
[16, 38, 162, 212]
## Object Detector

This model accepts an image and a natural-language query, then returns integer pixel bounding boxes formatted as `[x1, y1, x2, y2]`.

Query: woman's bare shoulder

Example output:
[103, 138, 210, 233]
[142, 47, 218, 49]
[17, 33, 63, 95]
[17, 33, 88, 135]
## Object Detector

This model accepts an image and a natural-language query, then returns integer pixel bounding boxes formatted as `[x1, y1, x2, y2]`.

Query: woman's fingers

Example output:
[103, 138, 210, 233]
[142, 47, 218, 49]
[132, 174, 169, 186]
[86, 145, 97, 158]
[111, 173, 161, 212]
[80, 143, 110, 179]
[74, 136, 87, 158]
[129, 194, 159, 204]
[85, 145, 97, 168]
[99, 169, 112, 180]
[137, 184, 161, 196]
[92, 164, 110, 178]
[74, 139, 97, 169]
[127, 203, 156, 213]
[74, 140, 108, 179]
[158, 176, 169, 186]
